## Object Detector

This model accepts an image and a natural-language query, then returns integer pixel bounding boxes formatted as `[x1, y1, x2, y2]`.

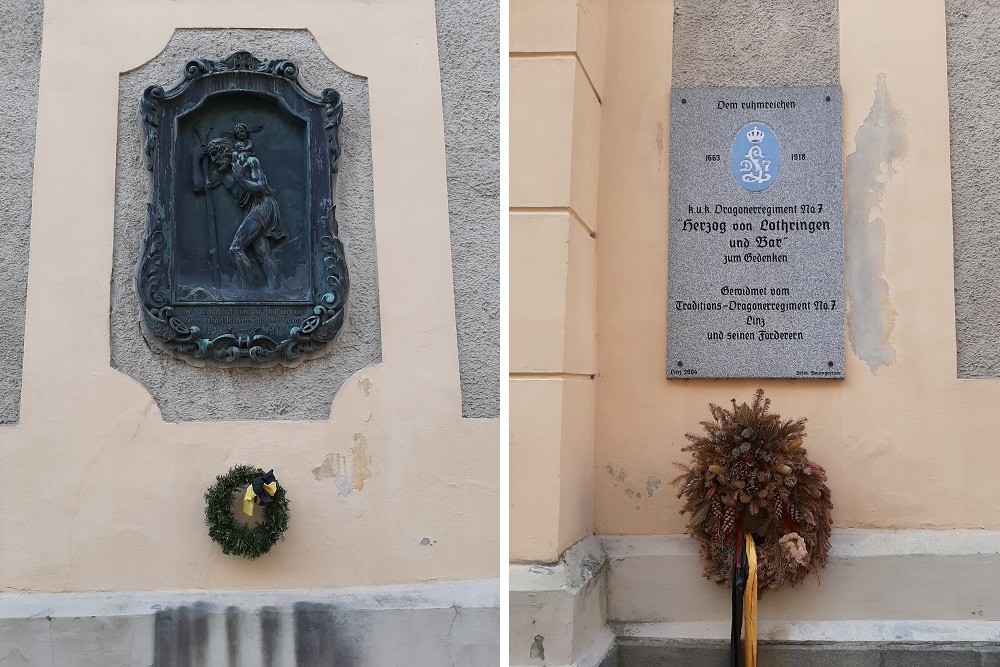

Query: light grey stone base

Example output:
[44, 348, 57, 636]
[0, 579, 498, 666]
[512, 531, 1000, 666]
[618, 639, 1000, 667]
[510, 536, 613, 667]
[602, 530, 1000, 624]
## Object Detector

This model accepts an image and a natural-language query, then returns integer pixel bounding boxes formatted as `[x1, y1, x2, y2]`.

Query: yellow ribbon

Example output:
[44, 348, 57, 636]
[243, 481, 277, 516]
[743, 534, 758, 667]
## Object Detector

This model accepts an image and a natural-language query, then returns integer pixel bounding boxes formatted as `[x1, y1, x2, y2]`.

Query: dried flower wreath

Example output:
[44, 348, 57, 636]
[672, 389, 832, 592]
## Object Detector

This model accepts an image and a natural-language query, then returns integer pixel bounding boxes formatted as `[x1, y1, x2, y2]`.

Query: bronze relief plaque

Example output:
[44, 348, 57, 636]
[138, 51, 348, 364]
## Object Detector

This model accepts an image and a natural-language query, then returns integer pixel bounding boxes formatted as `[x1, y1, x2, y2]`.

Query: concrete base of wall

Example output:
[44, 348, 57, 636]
[0, 579, 499, 666]
[603, 530, 1000, 626]
[511, 531, 1000, 666]
[617, 639, 1000, 666]
[510, 536, 614, 667]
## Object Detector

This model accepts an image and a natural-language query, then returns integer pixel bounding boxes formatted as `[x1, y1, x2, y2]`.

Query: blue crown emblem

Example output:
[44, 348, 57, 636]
[731, 122, 780, 192]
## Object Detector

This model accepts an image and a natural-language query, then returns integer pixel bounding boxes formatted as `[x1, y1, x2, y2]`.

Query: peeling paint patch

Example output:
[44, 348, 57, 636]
[313, 456, 335, 481]
[358, 378, 372, 396]
[845, 73, 908, 371]
[311, 434, 373, 496]
[420, 537, 438, 546]
[530, 634, 545, 660]
[607, 464, 652, 509]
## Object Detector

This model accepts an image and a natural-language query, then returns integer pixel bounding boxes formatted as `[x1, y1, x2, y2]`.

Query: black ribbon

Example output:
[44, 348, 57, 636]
[252, 469, 277, 506]
[730, 536, 749, 667]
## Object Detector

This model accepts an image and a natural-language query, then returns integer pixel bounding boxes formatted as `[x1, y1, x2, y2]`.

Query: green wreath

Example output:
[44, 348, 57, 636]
[204, 464, 289, 559]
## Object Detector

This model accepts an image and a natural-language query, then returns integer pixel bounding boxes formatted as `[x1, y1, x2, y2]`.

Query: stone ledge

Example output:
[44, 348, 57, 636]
[0, 579, 499, 666]
[511, 531, 1000, 665]
[510, 535, 610, 666]
[617, 638, 1000, 667]
[602, 530, 1000, 624]
[615, 620, 1000, 644]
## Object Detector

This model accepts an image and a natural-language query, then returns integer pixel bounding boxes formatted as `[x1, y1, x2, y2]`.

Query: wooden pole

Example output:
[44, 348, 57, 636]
[201, 153, 222, 288]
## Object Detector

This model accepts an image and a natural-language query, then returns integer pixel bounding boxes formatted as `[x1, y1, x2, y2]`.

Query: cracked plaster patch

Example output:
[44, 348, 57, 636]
[312, 434, 372, 496]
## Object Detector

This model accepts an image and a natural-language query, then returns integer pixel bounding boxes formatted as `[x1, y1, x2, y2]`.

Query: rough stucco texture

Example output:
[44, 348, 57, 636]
[111, 29, 380, 422]
[671, 0, 839, 87]
[435, 0, 501, 418]
[947, 1, 1000, 378]
[0, 0, 43, 424]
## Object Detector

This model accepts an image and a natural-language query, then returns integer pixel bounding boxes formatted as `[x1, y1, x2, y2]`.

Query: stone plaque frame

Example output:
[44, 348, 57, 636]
[666, 86, 844, 379]
[138, 51, 348, 365]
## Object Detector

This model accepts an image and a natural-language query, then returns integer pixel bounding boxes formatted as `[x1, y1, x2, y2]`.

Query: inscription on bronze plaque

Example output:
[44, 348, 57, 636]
[138, 51, 349, 364]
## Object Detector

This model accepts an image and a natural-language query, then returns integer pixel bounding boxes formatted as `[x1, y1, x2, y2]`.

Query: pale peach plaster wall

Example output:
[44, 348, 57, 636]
[594, 0, 982, 537]
[510, 0, 608, 99]
[0, 0, 498, 592]
[510, 0, 605, 563]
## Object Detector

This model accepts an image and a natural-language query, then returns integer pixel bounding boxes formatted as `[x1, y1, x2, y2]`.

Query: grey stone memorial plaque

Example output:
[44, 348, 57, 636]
[667, 86, 844, 379]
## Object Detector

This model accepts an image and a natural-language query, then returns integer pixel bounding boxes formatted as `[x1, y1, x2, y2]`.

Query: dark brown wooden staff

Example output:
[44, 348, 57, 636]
[194, 127, 221, 288]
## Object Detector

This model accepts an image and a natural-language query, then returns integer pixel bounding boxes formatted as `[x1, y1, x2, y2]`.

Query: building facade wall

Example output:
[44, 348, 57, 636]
[509, 0, 606, 563]
[511, 1, 996, 662]
[2, 0, 498, 596]
[509, 0, 985, 558]
[594, 0, 970, 539]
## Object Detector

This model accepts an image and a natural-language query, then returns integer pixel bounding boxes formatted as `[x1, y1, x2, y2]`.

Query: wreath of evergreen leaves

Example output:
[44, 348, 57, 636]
[204, 464, 289, 559]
